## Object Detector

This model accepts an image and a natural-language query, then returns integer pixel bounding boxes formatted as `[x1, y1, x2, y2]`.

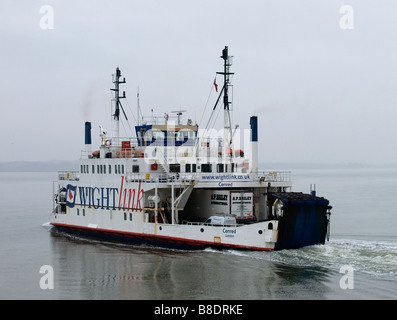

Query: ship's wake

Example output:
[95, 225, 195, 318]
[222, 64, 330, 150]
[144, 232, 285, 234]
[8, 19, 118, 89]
[224, 238, 397, 278]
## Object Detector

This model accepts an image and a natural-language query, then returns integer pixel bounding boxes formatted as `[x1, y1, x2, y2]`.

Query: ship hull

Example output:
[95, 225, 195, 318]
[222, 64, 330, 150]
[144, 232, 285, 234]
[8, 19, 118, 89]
[52, 223, 208, 250]
[51, 174, 282, 251]
[51, 222, 276, 251]
[51, 178, 330, 252]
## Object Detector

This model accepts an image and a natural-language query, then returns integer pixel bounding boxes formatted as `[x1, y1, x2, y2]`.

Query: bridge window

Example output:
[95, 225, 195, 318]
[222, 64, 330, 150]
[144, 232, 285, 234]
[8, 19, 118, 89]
[170, 164, 180, 173]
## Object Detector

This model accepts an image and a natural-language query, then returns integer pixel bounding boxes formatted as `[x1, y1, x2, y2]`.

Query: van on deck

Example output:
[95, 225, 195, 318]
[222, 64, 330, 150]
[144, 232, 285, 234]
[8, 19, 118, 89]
[205, 215, 237, 226]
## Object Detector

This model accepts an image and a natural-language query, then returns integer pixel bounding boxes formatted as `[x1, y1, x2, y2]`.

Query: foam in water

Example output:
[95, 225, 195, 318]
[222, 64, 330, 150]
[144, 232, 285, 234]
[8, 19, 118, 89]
[224, 238, 397, 278]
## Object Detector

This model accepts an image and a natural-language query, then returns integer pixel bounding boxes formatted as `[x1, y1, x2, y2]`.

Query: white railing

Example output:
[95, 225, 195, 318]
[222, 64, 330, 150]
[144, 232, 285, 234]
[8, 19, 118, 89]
[123, 171, 291, 184]
[58, 171, 80, 181]
[258, 171, 291, 182]
[58, 167, 290, 185]
[180, 220, 242, 227]
[125, 172, 196, 184]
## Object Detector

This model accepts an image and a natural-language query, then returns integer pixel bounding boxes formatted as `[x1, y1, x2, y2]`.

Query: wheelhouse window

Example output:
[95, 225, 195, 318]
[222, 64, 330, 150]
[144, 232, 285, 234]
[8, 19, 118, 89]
[170, 164, 180, 173]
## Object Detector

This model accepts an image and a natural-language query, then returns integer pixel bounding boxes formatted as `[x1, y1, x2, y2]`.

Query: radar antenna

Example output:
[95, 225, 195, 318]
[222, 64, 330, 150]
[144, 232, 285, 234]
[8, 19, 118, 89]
[171, 110, 187, 125]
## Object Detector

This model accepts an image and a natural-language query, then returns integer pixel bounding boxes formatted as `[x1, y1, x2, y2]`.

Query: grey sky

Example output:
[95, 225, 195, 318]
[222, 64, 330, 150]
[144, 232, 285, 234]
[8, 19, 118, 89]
[1, 0, 397, 165]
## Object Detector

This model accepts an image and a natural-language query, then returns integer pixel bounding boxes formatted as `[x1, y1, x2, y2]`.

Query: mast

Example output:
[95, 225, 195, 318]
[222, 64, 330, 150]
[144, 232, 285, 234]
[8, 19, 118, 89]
[217, 46, 234, 158]
[137, 88, 140, 126]
[110, 67, 126, 146]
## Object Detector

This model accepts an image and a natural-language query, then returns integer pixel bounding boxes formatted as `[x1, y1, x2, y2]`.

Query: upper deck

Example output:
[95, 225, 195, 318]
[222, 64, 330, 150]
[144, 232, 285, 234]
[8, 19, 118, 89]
[59, 163, 292, 189]
[74, 61, 291, 190]
[77, 115, 292, 190]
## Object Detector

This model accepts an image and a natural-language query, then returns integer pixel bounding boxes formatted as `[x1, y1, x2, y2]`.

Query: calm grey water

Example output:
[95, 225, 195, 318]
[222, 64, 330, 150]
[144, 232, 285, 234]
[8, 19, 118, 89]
[0, 169, 396, 300]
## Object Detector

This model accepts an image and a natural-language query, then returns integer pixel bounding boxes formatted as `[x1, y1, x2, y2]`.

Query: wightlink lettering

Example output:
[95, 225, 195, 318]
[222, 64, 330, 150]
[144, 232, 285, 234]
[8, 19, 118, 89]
[78, 186, 118, 209]
[119, 177, 144, 211]
[67, 176, 144, 211]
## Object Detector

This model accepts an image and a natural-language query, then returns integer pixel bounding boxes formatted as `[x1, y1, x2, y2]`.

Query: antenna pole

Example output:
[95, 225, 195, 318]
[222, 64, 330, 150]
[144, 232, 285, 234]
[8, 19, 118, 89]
[110, 67, 126, 146]
[137, 86, 140, 126]
[217, 46, 234, 160]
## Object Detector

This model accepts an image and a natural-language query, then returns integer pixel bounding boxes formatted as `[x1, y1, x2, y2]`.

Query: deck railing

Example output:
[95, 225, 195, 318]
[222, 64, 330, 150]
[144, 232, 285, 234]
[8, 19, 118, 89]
[58, 169, 290, 184]
[58, 171, 80, 181]
[58, 171, 291, 183]
[126, 171, 291, 184]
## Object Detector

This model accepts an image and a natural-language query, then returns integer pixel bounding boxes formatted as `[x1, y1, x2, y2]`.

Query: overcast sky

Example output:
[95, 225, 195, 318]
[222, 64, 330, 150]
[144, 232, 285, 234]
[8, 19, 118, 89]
[1, 0, 397, 165]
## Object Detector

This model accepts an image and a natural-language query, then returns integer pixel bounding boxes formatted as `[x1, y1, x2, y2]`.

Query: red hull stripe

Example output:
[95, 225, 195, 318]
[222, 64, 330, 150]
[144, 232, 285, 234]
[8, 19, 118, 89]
[51, 222, 273, 251]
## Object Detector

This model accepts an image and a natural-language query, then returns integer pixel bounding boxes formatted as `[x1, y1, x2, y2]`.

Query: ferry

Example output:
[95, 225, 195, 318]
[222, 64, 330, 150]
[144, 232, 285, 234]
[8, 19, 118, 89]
[50, 47, 332, 251]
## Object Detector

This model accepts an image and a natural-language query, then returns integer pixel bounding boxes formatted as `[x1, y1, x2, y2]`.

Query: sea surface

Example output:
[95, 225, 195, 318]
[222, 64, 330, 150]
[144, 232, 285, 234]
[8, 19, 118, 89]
[0, 168, 396, 300]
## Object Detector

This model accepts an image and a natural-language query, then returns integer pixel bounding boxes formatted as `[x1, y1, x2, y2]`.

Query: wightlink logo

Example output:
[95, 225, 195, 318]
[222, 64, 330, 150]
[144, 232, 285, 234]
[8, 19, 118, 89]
[65, 176, 144, 211]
